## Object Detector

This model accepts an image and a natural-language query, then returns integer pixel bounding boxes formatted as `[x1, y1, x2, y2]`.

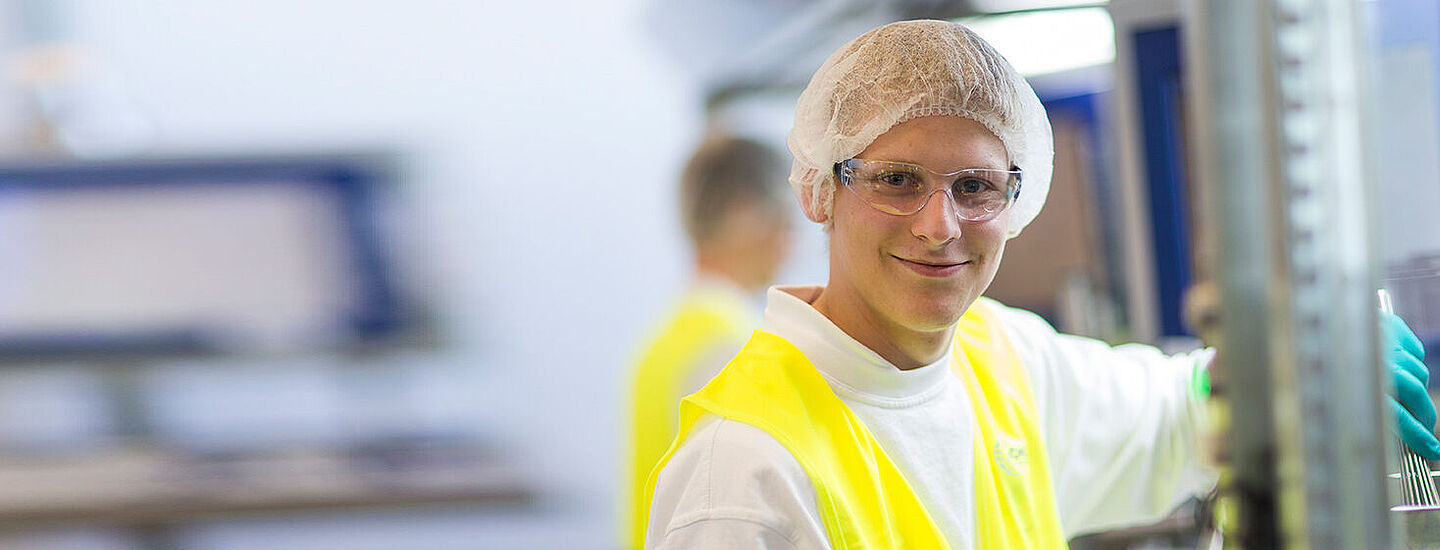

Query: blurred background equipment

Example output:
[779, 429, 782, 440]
[0, 154, 407, 357]
[0, 153, 531, 550]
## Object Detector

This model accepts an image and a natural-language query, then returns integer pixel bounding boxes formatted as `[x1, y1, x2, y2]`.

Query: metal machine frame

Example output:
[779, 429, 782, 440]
[1185, 0, 1396, 547]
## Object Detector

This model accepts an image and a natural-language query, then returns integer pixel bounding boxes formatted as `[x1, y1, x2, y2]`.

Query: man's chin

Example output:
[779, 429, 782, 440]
[908, 286, 977, 317]
[896, 303, 970, 333]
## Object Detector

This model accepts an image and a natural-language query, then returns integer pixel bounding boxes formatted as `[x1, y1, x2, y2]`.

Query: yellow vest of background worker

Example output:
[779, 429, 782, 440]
[626, 284, 754, 548]
[639, 297, 1067, 548]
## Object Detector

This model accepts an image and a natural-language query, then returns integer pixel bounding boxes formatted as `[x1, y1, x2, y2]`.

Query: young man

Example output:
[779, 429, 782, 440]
[625, 135, 793, 547]
[640, 20, 1438, 549]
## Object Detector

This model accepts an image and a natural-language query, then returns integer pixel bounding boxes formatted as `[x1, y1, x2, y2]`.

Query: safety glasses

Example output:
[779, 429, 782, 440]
[834, 158, 1022, 222]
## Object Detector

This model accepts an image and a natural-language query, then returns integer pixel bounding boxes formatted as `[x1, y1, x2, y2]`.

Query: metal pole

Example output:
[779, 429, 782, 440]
[1189, 0, 1393, 547]
[1271, 0, 1392, 547]
[1188, 0, 1283, 545]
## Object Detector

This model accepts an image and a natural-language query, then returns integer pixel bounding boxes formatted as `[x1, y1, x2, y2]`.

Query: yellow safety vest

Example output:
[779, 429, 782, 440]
[625, 287, 753, 549]
[640, 297, 1066, 548]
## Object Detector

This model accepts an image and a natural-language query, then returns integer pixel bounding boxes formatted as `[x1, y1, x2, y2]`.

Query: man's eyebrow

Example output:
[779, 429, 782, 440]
[864, 157, 1010, 172]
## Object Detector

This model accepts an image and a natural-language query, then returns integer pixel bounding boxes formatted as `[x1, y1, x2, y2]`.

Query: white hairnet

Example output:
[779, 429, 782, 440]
[786, 19, 1053, 238]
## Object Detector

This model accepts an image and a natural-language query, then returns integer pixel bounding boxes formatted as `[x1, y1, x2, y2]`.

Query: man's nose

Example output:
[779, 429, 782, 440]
[910, 187, 962, 246]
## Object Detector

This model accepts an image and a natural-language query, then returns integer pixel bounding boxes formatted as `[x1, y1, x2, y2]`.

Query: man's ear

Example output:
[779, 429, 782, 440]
[799, 182, 829, 224]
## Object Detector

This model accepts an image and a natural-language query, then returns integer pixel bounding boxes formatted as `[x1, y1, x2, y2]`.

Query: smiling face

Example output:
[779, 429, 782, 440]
[807, 116, 1011, 367]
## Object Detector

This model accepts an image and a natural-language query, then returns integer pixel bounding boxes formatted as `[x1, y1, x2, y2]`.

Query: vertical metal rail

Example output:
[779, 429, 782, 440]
[1186, 0, 1282, 546]
[1272, 0, 1393, 547]
[1189, 0, 1395, 547]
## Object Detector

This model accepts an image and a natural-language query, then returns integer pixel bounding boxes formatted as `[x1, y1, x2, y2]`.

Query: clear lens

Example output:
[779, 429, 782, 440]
[837, 159, 1021, 221]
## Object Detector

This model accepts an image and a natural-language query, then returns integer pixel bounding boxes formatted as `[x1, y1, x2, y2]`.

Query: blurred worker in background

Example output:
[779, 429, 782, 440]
[638, 20, 1438, 549]
[624, 135, 794, 547]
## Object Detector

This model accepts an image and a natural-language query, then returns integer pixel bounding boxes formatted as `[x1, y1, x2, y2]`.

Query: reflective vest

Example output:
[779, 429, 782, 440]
[640, 297, 1066, 548]
[625, 287, 753, 549]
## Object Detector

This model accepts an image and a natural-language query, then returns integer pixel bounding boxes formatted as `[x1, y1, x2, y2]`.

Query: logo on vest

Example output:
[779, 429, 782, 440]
[993, 438, 1029, 477]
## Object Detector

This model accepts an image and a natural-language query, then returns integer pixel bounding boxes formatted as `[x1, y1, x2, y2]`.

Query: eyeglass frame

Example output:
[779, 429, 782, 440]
[831, 158, 1023, 222]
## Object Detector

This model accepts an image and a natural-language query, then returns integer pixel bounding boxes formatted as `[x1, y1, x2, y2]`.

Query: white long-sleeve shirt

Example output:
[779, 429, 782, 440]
[645, 286, 1216, 549]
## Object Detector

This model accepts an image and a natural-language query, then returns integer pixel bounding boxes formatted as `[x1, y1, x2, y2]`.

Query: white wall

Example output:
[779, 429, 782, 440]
[6, 0, 714, 547]
[1372, 0, 1440, 266]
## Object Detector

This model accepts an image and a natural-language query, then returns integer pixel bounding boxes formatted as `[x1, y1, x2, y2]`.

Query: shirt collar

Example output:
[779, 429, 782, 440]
[760, 285, 953, 403]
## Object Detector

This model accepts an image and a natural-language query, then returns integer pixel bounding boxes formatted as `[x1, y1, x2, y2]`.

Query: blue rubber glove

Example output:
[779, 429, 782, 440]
[1383, 311, 1440, 460]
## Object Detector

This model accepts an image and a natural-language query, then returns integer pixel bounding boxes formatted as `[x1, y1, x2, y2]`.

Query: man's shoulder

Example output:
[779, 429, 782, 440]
[968, 297, 1062, 341]
[650, 415, 821, 547]
[665, 415, 810, 485]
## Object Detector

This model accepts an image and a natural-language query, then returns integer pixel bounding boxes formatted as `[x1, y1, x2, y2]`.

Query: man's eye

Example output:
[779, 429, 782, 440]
[955, 178, 989, 194]
[876, 172, 915, 187]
